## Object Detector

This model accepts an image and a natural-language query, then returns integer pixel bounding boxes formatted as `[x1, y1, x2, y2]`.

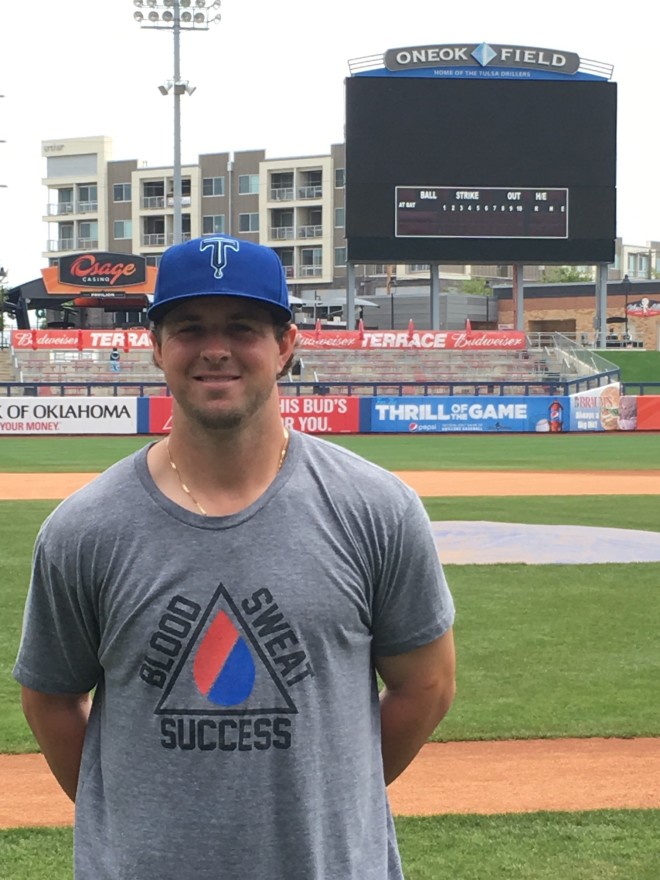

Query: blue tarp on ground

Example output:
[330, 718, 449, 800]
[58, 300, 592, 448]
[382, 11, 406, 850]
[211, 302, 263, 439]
[432, 521, 660, 564]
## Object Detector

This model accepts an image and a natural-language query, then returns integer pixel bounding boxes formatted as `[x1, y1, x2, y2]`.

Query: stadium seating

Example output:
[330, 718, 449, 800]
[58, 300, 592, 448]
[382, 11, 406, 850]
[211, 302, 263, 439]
[7, 337, 585, 398]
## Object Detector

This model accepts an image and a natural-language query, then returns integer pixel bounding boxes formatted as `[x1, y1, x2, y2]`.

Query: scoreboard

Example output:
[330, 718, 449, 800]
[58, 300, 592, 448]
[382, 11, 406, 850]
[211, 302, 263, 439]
[345, 77, 617, 264]
[395, 186, 568, 239]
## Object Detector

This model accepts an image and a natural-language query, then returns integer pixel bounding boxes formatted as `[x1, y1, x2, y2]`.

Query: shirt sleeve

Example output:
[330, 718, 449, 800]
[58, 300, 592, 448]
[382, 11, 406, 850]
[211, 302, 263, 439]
[370, 491, 455, 657]
[13, 519, 102, 694]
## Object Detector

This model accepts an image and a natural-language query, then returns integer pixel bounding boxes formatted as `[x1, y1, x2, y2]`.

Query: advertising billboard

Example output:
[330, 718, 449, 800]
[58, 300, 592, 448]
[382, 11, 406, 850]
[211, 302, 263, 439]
[367, 396, 567, 433]
[0, 398, 138, 435]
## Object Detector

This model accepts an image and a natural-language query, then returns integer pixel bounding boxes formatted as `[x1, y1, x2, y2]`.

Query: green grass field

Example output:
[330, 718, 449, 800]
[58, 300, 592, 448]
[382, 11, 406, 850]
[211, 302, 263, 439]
[604, 350, 660, 385]
[3, 811, 660, 880]
[0, 434, 657, 878]
[0, 431, 657, 472]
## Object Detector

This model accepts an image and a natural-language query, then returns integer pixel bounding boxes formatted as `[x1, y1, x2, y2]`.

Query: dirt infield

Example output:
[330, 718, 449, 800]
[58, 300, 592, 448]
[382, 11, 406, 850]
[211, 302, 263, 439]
[2, 469, 660, 500]
[2, 468, 659, 827]
[3, 737, 659, 828]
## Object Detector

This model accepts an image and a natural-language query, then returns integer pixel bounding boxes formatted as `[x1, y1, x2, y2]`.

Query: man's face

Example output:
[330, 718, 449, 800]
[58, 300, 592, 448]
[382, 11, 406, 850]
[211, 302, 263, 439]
[151, 296, 296, 431]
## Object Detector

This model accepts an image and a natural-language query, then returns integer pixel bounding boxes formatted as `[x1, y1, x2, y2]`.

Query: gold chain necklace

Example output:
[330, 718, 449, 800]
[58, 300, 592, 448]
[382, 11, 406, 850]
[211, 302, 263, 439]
[165, 428, 290, 516]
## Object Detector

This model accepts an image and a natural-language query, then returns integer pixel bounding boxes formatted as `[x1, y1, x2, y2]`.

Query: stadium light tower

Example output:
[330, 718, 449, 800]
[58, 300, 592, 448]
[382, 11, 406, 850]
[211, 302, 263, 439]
[133, 0, 222, 245]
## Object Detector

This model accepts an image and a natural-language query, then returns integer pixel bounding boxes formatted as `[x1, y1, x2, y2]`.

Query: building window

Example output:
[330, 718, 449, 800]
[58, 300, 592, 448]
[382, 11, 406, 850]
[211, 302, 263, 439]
[202, 214, 226, 234]
[113, 183, 132, 202]
[58, 223, 74, 250]
[144, 180, 164, 197]
[79, 183, 97, 201]
[145, 255, 162, 267]
[238, 174, 259, 195]
[300, 247, 322, 276]
[335, 247, 347, 266]
[79, 220, 98, 247]
[270, 172, 294, 201]
[298, 170, 322, 200]
[56, 188, 74, 213]
[335, 168, 345, 188]
[238, 213, 259, 232]
[114, 220, 132, 240]
[202, 176, 225, 197]
[78, 184, 98, 212]
[335, 207, 345, 228]
[167, 178, 191, 205]
[302, 247, 322, 265]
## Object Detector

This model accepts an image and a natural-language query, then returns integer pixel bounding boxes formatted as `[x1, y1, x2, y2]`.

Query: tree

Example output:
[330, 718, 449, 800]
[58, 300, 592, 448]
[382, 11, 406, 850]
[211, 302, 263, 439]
[539, 266, 593, 283]
[462, 278, 491, 295]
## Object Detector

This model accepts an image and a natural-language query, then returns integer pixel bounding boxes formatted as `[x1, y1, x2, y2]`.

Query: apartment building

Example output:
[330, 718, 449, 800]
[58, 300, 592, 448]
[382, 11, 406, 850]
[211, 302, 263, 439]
[42, 137, 349, 297]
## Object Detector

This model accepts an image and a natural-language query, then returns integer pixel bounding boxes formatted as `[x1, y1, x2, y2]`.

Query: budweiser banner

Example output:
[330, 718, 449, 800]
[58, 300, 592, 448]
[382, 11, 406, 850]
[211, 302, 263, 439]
[13, 328, 527, 352]
[12, 329, 154, 351]
[297, 330, 527, 350]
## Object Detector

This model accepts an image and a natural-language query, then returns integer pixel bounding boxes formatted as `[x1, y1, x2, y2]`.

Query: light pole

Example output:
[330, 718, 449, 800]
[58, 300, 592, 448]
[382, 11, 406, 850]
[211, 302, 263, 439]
[389, 276, 397, 329]
[622, 273, 631, 344]
[133, 0, 221, 246]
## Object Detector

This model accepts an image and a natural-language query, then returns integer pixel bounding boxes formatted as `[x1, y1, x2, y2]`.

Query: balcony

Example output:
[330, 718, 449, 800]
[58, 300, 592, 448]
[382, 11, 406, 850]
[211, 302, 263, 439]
[47, 239, 75, 252]
[142, 196, 166, 209]
[166, 196, 192, 207]
[47, 202, 74, 216]
[166, 232, 193, 244]
[270, 226, 294, 240]
[270, 187, 295, 201]
[142, 233, 166, 247]
[283, 266, 295, 278]
[298, 225, 323, 239]
[297, 185, 322, 199]
[47, 238, 99, 252]
[298, 265, 322, 277]
[78, 201, 98, 213]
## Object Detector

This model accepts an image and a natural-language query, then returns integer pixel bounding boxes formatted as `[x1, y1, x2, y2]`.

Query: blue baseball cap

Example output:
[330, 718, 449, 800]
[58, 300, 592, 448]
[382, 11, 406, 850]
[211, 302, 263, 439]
[148, 235, 292, 323]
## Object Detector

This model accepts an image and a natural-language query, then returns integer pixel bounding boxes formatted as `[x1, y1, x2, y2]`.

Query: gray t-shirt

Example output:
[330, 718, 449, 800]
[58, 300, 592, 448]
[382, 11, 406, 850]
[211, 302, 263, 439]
[14, 430, 454, 880]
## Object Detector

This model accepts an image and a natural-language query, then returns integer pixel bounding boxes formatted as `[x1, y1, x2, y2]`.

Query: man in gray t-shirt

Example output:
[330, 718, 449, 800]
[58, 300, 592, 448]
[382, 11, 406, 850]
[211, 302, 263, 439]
[14, 236, 456, 879]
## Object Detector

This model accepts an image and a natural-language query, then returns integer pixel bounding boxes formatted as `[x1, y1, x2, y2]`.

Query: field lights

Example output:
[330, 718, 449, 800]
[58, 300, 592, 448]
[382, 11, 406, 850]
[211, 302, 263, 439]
[133, 0, 221, 245]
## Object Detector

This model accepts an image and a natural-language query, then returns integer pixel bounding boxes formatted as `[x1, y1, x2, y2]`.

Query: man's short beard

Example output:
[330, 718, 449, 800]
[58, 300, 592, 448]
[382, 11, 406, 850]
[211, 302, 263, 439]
[188, 408, 245, 431]
[176, 384, 276, 432]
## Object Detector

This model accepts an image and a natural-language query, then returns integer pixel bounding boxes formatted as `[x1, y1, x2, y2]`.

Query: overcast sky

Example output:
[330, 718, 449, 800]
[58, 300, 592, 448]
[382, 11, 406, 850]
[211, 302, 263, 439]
[1, 0, 657, 284]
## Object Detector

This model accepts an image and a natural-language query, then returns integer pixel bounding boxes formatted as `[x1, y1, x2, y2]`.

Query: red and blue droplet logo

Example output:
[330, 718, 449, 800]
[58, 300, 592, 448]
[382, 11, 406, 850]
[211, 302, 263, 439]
[193, 611, 256, 706]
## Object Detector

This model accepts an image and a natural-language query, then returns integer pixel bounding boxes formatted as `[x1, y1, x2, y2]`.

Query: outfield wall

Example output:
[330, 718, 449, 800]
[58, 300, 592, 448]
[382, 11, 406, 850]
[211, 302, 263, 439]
[1, 391, 657, 434]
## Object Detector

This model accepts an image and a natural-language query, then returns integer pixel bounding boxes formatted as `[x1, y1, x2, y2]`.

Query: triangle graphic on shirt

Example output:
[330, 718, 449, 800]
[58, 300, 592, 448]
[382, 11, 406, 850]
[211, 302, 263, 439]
[154, 582, 298, 716]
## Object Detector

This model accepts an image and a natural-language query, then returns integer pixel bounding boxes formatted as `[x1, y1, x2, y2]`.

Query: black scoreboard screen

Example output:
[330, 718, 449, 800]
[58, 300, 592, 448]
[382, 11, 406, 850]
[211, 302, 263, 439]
[345, 77, 616, 264]
[395, 187, 568, 238]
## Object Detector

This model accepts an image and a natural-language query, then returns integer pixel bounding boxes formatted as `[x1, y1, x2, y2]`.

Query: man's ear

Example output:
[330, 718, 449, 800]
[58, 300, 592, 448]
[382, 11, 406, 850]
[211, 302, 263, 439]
[278, 324, 298, 366]
[150, 329, 164, 371]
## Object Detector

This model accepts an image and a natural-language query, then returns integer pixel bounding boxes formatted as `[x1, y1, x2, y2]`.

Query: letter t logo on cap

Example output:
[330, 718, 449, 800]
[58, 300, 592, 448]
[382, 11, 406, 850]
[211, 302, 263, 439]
[200, 237, 240, 279]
